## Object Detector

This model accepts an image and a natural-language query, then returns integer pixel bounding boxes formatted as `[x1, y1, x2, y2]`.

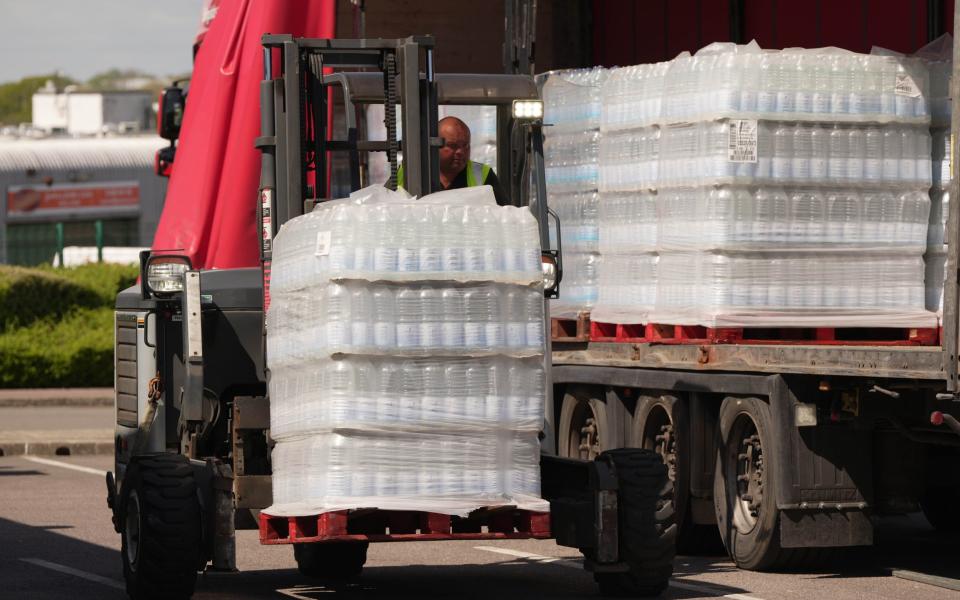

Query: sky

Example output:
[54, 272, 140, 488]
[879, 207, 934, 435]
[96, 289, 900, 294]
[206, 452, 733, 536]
[0, 0, 205, 84]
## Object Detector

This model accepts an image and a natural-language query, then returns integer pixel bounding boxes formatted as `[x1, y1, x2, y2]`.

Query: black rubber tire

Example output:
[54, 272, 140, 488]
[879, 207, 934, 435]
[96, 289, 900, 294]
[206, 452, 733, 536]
[714, 397, 829, 571]
[558, 386, 610, 460]
[920, 487, 960, 533]
[294, 541, 369, 579]
[120, 454, 203, 600]
[633, 394, 722, 556]
[592, 448, 676, 597]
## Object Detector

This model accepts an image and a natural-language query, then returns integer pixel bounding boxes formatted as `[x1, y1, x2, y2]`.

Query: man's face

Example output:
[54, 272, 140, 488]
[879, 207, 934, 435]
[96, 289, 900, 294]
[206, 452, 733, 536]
[439, 122, 470, 174]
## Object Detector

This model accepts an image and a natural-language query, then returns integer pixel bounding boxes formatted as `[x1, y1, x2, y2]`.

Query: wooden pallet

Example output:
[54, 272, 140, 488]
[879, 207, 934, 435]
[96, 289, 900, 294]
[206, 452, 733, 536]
[589, 320, 940, 346]
[551, 312, 591, 342]
[259, 508, 551, 545]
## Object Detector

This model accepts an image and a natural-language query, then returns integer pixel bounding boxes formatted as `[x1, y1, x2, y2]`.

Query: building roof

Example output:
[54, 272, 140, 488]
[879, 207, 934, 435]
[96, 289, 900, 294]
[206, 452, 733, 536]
[0, 136, 163, 172]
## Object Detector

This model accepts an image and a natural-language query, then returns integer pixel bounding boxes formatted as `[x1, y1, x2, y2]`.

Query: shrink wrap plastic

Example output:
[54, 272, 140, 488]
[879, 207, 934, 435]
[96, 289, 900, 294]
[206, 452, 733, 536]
[599, 121, 932, 191]
[267, 185, 548, 517]
[654, 251, 934, 328]
[543, 68, 608, 316]
[588, 42, 938, 328]
[269, 186, 542, 291]
[601, 43, 930, 131]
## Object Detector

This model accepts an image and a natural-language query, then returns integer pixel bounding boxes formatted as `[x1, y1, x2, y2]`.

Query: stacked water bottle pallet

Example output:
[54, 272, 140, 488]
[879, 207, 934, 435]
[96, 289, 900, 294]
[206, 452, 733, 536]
[584, 42, 939, 337]
[266, 185, 549, 520]
[923, 39, 951, 314]
[543, 68, 607, 319]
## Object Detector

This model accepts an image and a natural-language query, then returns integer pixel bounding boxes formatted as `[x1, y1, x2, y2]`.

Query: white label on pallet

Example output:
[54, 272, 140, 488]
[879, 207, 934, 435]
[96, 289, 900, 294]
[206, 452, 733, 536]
[895, 73, 922, 98]
[727, 119, 758, 163]
[315, 230, 331, 256]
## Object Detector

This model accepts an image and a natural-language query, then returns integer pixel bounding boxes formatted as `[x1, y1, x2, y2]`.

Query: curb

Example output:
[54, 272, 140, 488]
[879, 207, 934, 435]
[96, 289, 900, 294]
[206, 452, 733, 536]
[0, 440, 113, 457]
[0, 388, 113, 408]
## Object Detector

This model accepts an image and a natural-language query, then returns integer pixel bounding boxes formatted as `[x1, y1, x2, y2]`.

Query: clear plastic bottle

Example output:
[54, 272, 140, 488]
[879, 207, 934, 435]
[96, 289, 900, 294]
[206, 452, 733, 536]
[882, 126, 902, 182]
[372, 285, 397, 348]
[440, 288, 465, 348]
[848, 54, 866, 115]
[525, 288, 545, 348]
[419, 287, 443, 349]
[772, 124, 793, 181]
[462, 205, 486, 272]
[350, 287, 373, 349]
[828, 125, 849, 182]
[395, 287, 421, 348]
[325, 284, 351, 350]
[441, 205, 465, 273]
[795, 52, 814, 113]
[396, 206, 419, 273]
[399, 359, 423, 423]
[373, 205, 398, 272]
[863, 126, 883, 182]
[484, 287, 505, 349]
[809, 125, 828, 182]
[353, 205, 375, 273]
[757, 53, 778, 113]
[504, 288, 527, 348]
[328, 204, 354, 273]
[776, 53, 797, 113]
[846, 127, 865, 181]
[376, 359, 401, 423]
[418, 206, 442, 273]
[829, 53, 850, 115]
[900, 127, 917, 183]
[792, 124, 812, 181]
[739, 51, 760, 112]
[811, 53, 831, 114]
[463, 288, 489, 348]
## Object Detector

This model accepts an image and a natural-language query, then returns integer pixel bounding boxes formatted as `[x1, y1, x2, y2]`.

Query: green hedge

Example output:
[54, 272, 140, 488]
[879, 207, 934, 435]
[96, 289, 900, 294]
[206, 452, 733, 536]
[0, 263, 138, 387]
[0, 307, 115, 387]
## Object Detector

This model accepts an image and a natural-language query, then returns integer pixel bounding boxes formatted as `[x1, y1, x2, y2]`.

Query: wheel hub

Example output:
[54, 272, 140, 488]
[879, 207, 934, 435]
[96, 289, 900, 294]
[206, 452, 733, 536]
[655, 423, 677, 481]
[579, 416, 602, 460]
[735, 430, 764, 529]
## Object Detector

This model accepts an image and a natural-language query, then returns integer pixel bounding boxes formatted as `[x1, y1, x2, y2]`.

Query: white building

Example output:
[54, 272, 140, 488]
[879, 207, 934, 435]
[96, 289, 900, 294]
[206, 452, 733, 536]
[32, 85, 153, 136]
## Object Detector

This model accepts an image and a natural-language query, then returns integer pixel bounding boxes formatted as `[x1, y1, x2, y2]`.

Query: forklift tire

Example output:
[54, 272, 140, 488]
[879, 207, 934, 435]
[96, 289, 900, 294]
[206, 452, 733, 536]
[633, 394, 722, 556]
[294, 541, 369, 579]
[592, 448, 676, 597]
[120, 454, 203, 600]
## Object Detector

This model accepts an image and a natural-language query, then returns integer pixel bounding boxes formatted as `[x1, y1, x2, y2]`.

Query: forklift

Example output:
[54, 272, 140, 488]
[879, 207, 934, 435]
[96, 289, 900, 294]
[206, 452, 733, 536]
[106, 36, 676, 599]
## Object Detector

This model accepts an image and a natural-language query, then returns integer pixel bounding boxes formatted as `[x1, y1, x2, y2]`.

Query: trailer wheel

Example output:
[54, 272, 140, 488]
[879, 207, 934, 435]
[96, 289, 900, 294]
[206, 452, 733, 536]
[714, 397, 823, 571]
[120, 454, 202, 600]
[294, 541, 369, 579]
[592, 448, 676, 597]
[559, 387, 608, 460]
[634, 395, 721, 555]
[920, 487, 960, 533]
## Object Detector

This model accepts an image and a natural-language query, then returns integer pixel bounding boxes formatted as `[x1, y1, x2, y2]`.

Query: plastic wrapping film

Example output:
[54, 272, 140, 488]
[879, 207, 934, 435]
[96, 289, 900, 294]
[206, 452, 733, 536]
[591, 253, 658, 325]
[267, 281, 545, 359]
[544, 130, 601, 193]
[656, 186, 930, 252]
[542, 67, 609, 133]
[267, 185, 548, 518]
[270, 186, 542, 290]
[365, 104, 499, 186]
[599, 121, 932, 191]
[270, 356, 544, 440]
[925, 248, 947, 313]
[598, 191, 658, 254]
[651, 251, 935, 328]
[550, 251, 599, 318]
[600, 42, 930, 131]
[270, 430, 544, 517]
[548, 191, 599, 252]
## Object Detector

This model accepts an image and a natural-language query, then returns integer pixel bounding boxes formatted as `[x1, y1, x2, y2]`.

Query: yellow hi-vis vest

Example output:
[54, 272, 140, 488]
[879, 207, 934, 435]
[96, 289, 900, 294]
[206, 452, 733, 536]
[396, 160, 491, 190]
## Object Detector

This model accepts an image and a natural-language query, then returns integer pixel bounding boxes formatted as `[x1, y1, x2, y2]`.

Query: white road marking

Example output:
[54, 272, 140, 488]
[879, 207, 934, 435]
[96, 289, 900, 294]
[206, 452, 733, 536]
[474, 545, 576, 565]
[20, 558, 124, 590]
[473, 546, 766, 600]
[23, 456, 108, 476]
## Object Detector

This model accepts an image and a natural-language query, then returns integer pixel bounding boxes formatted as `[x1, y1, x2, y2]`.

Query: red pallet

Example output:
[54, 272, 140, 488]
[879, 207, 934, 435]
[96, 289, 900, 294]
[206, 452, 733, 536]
[589, 321, 940, 347]
[551, 312, 591, 342]
[259, 508, 551, 545]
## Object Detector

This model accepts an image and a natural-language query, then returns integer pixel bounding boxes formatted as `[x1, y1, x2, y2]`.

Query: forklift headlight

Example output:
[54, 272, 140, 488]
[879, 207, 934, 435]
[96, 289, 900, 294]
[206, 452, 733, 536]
[542, 253, 559, 293]
[145, 255, 191, 295]
[512, 100, 543, 120]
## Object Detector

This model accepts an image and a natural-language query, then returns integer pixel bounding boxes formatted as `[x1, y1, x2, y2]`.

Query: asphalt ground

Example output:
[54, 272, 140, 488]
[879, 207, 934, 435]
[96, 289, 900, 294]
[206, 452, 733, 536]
[1, 454, 958, 600]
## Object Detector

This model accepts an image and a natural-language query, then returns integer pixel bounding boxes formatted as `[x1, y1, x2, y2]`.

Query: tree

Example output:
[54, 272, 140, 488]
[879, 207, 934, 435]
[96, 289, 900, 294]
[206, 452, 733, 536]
[0, 74, 76, 126]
